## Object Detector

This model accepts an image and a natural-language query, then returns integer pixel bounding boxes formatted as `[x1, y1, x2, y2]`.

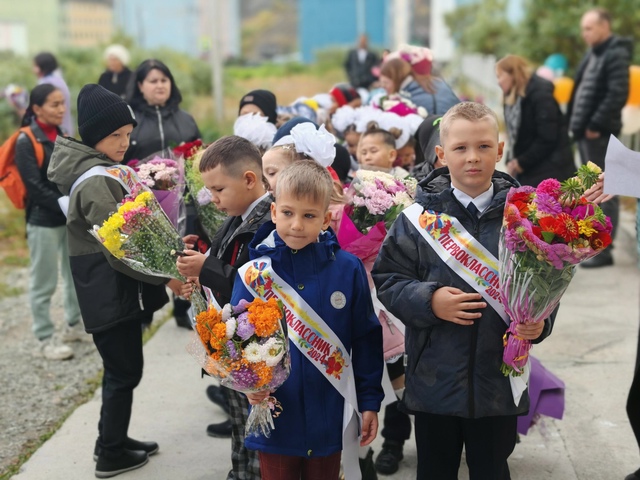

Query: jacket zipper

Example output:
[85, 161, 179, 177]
[138, 282, 145, 311]
[155, 106, 165, 150]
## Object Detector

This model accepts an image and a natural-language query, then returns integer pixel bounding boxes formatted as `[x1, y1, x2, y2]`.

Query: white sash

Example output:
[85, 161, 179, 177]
[238, 257, 362, 480]
[403, 203, 530, 405]
[58, 165, 140, 217]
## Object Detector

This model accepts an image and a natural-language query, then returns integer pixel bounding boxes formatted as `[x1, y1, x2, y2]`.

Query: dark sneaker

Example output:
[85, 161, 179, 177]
[206, 385, 230, 415]
[360, 447, 378, 480]
[94, 438, 159, 461]
[206, 419, 232, 438]
[95, 449, 148, 478]
[625, 468, 640, 480]
[581, 251, 613, 268]
[175, 314, 192, 329]
[374, 441, 404, 475]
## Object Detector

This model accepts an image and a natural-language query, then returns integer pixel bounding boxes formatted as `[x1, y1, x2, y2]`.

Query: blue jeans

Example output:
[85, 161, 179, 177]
[26, 224, 81, 340]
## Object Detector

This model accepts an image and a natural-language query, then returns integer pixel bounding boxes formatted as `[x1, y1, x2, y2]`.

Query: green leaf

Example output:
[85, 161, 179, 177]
[541, 231, 555, 243]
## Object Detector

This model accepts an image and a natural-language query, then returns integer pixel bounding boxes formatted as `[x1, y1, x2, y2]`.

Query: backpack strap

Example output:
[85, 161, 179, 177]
[19, 127, 45, 167]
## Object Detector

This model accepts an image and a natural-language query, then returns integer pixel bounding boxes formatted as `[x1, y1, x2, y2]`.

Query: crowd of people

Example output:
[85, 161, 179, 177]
[6, 5, 639, 480]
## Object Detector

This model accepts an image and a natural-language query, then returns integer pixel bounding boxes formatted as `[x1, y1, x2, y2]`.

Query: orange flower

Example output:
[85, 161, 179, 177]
[247, 298, 282, 337]
[253, 361, 273, 388]
[212, 322, 227, 341]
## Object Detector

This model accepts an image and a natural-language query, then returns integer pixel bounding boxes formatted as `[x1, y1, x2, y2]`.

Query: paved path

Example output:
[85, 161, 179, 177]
[11, 210, 640, 480]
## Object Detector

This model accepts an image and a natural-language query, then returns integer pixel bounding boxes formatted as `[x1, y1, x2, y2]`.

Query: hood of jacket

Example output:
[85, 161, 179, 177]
[593, 35, 633, 57]
[249, 221, 341, 263]
[48, 136, 117, 195]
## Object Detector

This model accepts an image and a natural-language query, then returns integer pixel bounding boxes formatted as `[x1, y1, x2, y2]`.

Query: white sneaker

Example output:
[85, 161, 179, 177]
[37, 338, 74, 360]
[60, 321, 87, 343]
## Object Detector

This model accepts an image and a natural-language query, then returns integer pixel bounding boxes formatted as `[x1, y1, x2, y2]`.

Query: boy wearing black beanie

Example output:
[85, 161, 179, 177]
[48, 84, 182, 478]
[238, 89, 278, 124]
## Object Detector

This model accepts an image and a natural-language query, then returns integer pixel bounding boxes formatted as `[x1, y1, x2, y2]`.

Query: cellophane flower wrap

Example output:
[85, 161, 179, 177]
[128, 149, 185, 232]
[188, 295, 290, 438]
[500, 162, 612, 376]
[90, 187, 187, 281]
[180, 142, 227, 240]
[338, 169, 417, 264]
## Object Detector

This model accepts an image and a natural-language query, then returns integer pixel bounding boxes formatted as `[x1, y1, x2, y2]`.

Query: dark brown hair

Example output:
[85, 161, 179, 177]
[360, 121, 401, 149]
[199, 135, 263, 177]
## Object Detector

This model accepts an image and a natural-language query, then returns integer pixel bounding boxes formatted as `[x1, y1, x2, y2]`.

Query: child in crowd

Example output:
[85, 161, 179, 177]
[238, 89, 278, 126]
[357, 122, 409, 178]
[394, 137, 417, 171]
[176, 136, 272, 480]
[372, 102, 555, 479]
[48, 84, 182, 478]
[234, 160, 384, 480]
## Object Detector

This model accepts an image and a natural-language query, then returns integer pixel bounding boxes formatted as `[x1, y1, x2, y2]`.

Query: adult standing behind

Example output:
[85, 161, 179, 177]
[125, 59, 200, 162]
[126, 59, 201, 328]
[567, 7, 632, 268]
[98, 44, 132, 99]
[496, 54, 575, 187]
[379, 46, 460, 115]
[16, 84, 82, 361]
[344, 34, 380, 90]
[33, 52, 74, 136]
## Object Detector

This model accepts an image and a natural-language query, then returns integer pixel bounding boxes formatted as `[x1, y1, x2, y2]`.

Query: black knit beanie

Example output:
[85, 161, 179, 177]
[238, 89, 278, 125]
[77, 84, 137, 148]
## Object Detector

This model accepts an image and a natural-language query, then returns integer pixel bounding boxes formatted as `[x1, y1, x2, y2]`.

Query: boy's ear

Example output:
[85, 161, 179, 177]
[244, 170, 258, 189]
[322, 209, 332, 231]
[497, 141, 505, 163]
[435, 145, 446, 165]
[270, 202, 277, 223]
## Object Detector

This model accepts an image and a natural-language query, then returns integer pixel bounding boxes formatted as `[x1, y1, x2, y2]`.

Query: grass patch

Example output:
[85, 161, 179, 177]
[0, 309, 171, 480]
[0, 282, 24, 298]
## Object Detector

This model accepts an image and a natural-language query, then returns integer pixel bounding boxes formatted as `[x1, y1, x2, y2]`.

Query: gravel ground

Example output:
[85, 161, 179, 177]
[0, 264, 169, 477]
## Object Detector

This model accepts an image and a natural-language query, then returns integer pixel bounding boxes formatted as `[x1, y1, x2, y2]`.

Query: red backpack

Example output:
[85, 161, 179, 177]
[0, 127, 44, 209]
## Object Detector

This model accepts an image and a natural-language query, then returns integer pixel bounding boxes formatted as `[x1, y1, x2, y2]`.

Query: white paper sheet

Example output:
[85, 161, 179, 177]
[603, 134, 640, 197]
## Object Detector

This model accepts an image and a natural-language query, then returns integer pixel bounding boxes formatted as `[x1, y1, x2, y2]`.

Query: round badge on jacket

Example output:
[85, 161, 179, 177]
[330, 291, 347, 309]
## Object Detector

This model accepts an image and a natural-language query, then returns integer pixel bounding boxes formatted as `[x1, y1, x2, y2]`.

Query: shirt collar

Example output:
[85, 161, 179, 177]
[242, 192, 270, 221]
[452, 183, 494, 215]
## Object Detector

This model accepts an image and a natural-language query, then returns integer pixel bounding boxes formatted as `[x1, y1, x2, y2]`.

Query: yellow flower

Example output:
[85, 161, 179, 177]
[577, 219, 597, 237]
[585, 161, 602, 174]
[135, 191, 154, 205]
[118, 201, 139, 214]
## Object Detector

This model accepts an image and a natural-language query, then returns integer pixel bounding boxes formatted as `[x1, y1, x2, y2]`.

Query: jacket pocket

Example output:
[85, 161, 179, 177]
[408, 326, 433, 375]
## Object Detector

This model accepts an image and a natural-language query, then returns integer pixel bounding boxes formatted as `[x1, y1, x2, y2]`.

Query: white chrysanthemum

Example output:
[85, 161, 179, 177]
[260, 338, 285, 367]
[225, 318, 237, 339]
[394, 191, 414, 208]
[221, 304, 233, 322]
[243, 342, 262, 363]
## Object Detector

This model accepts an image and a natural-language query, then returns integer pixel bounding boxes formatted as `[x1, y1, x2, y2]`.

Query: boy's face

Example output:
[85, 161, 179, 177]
[358, 134, 396, 169]
[435, 118, 503, 198]
[262, 149, 292, 194]
[201, 164, 259, 217]
[94, 124, 134, 162]
[271, 193, 331, 251]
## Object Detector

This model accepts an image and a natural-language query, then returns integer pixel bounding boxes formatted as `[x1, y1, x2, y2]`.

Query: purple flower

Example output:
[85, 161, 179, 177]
[535, 193, 562, 216]
[231, 366, 259, 390]
[226, 340, 240, 360]
[571, 204, 595, 219]
[232, 299, 250, 314]
[196, 187, 212, 206]
[504, 225, 528, 252]
[236, 312, 255, 340]
[270, 363, 290, 388]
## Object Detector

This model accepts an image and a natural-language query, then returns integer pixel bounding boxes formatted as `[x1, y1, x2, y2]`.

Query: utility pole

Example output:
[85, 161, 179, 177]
[209, 0, 224, 124]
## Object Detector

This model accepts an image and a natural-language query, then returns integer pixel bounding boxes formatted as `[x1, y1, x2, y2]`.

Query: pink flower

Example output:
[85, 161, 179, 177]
[536, 178, 561, 197]
[535, 193, 562, 216]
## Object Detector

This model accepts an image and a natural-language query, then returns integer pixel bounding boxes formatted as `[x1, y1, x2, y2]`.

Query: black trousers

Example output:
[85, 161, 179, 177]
[414, 412, 517, 480]
[93, 318, 144, 458]
[628, 324, 640, 448]
[577, 136, 619, 244]
[381, 358, 412, 444]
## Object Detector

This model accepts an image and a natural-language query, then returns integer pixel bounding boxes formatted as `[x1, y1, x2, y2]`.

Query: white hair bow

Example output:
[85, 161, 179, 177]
[273, 123, 336, 168]
[233, 113, 277, 150]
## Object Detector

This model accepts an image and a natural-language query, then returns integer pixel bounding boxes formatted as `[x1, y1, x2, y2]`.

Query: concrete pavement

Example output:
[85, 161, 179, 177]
[11, 209, 640, 480]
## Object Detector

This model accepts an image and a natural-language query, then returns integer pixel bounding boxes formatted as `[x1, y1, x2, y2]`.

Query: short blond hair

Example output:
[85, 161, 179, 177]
[275, 160, 334, 209]
[439, 102, 499, 145]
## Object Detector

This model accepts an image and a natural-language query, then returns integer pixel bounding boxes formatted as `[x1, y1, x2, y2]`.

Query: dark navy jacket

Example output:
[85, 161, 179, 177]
[372, 168, 555, 418]
[232, 222, 384, 457]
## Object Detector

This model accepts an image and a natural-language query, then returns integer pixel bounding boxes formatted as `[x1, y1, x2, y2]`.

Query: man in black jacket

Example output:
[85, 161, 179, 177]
[568, 7, 632, 268]
[344, 34, 379, 90]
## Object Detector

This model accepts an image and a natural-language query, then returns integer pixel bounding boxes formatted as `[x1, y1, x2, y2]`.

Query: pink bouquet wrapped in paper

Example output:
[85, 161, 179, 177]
[374, 93, 428, 118]
[499, 162, 612, 377]
[128, 149, 185, 232]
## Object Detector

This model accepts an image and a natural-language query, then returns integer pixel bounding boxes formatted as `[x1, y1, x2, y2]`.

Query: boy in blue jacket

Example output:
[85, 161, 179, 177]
[372, 102, 555, 479]
[232, 160, 384, 480]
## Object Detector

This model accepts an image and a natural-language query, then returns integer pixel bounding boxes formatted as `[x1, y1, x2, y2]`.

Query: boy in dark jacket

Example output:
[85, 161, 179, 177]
[372, 102, 554, 479]
[48, 84, 183, 478]
[176, 136, 271, 480]
[237, 160, 383, 480]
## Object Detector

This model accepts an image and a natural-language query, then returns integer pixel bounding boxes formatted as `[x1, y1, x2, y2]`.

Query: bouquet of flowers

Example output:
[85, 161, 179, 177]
[500, 162, 612, 377]
[189, 294, 290, 438]
[181, 144, 227, 241]
[128, 149, 185, 232]
[90, 187, 187, 281]
[374, 93, 428, 118]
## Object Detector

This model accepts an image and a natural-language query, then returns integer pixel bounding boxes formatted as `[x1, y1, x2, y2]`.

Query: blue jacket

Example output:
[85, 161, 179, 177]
[401, 78, 460, 115]
[372, 168, 556, 418]
[232, 222, 384, 457]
